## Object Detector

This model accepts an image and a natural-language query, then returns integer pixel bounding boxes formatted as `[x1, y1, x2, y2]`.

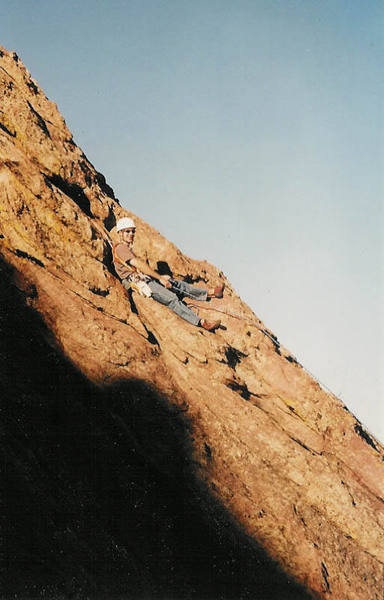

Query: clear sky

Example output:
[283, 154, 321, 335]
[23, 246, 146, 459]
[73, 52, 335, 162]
[2, 0, 383, 441]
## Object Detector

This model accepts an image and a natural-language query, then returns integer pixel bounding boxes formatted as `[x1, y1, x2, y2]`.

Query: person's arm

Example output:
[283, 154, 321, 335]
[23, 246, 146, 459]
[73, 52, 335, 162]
[130, 256, 171, 288]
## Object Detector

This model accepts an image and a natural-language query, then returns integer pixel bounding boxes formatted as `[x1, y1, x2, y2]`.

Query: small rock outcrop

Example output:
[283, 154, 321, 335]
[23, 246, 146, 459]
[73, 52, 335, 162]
[1, 47, 383, 600]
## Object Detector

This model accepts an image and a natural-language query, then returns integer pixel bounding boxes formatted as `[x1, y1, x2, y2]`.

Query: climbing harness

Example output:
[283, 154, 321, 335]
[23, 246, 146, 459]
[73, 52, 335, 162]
[112, 243, 152, 297]
[122, 277, 152, 298]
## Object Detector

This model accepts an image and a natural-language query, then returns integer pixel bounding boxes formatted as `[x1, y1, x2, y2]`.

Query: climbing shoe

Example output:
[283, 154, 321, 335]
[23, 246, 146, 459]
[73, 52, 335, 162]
[200, 318, 221, 331]
[207, 283, 225, 299]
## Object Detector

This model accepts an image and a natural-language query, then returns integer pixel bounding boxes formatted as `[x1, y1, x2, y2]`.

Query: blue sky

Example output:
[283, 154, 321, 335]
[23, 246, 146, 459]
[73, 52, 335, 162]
[2, 0, 383, 440]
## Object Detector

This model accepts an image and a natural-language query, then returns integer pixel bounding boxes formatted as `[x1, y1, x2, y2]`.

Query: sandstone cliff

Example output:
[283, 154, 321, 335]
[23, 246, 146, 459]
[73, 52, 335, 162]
[1, 47, 383, 600]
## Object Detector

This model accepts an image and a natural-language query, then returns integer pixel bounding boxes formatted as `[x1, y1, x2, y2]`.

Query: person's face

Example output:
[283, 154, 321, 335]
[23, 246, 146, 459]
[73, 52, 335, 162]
[120, 227, 136, 245]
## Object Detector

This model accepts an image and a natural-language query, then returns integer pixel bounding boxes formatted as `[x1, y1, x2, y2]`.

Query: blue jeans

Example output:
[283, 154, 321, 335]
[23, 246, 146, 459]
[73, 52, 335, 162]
[147, 279, 208, 326]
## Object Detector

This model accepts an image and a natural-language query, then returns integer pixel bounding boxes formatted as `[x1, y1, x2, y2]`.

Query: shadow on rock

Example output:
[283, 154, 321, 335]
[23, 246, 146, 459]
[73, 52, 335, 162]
[1, 258, 313, 600]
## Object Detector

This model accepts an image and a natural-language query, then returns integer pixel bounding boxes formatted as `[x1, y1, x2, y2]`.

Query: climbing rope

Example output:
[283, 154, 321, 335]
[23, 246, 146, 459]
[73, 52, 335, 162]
[186, 301, 278, 343]
[186, 300, 341, 398]
[91, 219, 114, 247]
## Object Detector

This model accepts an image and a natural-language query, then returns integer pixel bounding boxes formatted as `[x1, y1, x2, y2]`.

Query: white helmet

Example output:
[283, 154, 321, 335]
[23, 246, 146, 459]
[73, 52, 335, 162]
[116, 217, 136, 232]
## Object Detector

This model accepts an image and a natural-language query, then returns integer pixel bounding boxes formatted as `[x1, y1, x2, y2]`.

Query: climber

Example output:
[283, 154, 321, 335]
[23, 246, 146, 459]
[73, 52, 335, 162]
[113, 217, 224, 331]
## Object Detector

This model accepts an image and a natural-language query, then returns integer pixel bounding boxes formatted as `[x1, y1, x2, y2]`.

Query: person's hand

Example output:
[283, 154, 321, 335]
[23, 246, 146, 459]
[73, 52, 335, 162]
[160, 275, 172, 288]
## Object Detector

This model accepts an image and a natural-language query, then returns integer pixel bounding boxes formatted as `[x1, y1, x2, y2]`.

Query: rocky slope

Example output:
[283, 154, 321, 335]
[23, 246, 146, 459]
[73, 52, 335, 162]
[1, 46, 383, 600]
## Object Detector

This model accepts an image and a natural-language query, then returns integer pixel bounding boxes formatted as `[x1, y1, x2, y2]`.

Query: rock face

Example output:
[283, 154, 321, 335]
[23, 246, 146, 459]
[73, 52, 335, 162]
[1, 47, 383, 600]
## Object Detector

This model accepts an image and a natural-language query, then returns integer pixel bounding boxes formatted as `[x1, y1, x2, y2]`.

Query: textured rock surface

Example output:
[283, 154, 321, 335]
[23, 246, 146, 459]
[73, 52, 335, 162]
[1, 47, 383, 600]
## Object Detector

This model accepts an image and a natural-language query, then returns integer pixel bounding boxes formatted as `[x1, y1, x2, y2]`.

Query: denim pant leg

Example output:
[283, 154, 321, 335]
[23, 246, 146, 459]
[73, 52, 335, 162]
[170, 279, 208, 301]
[148, 280, 200, 326]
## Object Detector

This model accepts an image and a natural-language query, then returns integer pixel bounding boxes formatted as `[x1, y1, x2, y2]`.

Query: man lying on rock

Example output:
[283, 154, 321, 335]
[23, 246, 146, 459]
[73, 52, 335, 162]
[113, 217, 223, 332]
